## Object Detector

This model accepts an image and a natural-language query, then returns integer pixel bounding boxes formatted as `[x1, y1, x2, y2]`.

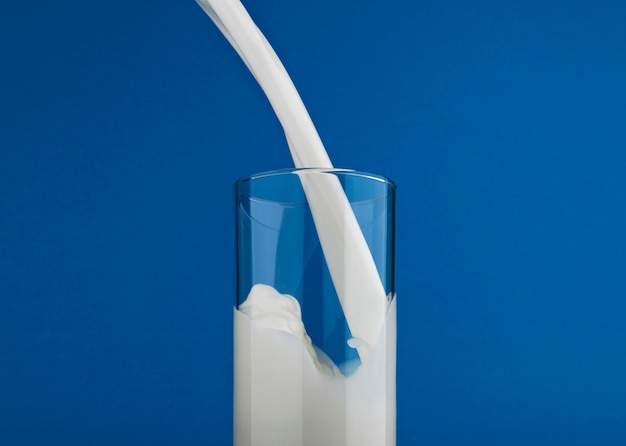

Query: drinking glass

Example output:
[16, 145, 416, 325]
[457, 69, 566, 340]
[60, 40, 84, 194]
[234, 168, 396, 446]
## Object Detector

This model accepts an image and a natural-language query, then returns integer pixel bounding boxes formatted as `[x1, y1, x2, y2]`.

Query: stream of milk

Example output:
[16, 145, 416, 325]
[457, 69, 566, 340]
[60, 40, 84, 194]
[196, 0, 396, 444]
[197, 0, 388, 361]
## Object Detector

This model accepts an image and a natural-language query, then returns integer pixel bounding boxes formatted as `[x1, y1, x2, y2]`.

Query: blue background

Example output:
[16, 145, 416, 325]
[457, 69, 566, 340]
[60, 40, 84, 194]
[1, 0, 625, 444]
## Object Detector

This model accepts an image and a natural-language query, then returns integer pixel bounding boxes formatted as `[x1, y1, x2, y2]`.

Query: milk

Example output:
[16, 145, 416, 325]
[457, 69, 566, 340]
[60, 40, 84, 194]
[195, 1, 396, 443]
[235, 284, 396, 446]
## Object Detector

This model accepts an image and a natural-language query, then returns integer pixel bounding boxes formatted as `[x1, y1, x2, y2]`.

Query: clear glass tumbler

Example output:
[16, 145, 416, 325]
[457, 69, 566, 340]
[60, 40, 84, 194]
[234, 168, 396, 446]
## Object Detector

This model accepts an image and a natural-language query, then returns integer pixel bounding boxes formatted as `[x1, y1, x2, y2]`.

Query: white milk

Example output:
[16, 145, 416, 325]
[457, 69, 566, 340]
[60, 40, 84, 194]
[234, 284, 396, 446]
[195, 1, 396, 443]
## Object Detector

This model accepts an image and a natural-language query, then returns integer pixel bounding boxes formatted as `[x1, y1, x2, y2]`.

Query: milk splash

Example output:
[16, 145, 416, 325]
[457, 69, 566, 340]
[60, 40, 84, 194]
[238, 284, 335, 376]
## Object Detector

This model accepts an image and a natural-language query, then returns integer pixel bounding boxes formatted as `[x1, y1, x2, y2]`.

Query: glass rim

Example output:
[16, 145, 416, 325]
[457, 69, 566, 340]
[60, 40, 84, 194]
[234, 167, 397, 192]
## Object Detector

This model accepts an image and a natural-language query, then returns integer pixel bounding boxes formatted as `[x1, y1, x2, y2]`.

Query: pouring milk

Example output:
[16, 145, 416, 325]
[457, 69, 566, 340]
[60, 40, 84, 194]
[197, 1, 395, 444]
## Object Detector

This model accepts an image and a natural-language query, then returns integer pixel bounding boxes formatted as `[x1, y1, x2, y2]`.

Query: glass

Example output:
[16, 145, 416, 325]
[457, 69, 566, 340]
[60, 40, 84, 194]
[234, 168, 396, 446]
